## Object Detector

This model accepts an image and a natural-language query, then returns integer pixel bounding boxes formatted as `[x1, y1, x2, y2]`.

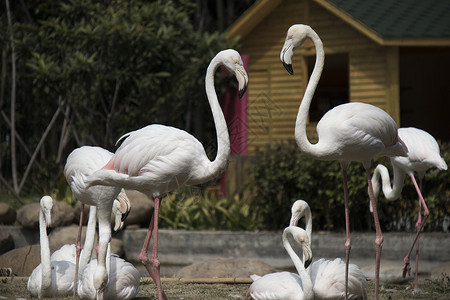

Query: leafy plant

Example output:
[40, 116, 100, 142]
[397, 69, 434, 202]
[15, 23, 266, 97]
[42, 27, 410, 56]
[246, 139, 449, 232]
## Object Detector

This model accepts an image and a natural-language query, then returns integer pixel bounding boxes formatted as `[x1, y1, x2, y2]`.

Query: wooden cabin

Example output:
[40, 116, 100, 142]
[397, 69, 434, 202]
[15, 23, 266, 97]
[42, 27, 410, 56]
[227, 0, 450, 155]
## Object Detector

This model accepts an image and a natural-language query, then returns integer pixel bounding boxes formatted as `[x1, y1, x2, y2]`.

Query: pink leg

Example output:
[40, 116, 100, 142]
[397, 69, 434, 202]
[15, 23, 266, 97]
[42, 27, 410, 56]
[73, 203, 84, 300]
[402, 175, 428, 292]
[366, 167, 383, 300]
[139, 197, 167, 300]
[341, 167, 351, 300]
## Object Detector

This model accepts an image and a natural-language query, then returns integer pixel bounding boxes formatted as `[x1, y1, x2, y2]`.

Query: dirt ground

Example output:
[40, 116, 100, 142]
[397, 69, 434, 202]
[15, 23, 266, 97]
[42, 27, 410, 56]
[0, 276, 449, 300]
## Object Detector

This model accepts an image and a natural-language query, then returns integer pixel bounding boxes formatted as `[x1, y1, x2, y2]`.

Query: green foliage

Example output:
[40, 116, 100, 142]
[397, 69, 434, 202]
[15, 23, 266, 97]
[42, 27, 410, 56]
[247, 139, 449, 232]
[159, 187, 262, 231]
[0, 0, 233, 195]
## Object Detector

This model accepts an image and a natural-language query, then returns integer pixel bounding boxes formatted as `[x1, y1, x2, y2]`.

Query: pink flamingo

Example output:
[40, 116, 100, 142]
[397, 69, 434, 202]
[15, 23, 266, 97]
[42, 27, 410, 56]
[371, 127, 447, 291]
[280, 24, 407, 299]
[84, 49, 248, 300]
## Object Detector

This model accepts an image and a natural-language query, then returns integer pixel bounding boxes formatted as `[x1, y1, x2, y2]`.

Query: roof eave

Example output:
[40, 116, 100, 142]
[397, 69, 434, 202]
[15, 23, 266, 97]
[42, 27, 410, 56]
[314, 0, 450, 47]
[227, 0, 284, 41]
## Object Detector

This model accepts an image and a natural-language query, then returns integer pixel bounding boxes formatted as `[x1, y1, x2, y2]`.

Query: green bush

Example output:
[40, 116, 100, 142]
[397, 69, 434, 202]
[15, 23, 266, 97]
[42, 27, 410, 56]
[159, 187, 262, 231]
[247, 139, 449, 232]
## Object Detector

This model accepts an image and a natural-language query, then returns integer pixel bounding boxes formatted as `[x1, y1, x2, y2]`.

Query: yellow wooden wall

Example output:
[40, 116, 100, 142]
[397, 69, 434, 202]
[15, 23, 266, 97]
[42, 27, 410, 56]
[240, 0, 399, 154]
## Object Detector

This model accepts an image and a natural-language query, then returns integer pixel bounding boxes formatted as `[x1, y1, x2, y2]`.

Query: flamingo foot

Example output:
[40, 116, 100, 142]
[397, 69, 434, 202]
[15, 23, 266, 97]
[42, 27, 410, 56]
[403, 256, 411, 278]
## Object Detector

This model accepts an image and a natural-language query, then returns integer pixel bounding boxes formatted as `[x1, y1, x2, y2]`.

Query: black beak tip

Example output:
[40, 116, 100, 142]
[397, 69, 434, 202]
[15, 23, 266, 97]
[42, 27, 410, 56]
[239, 85, 247, 98]
[304, 258, 312, 269]
[283, 62, 294, 75]
[121, 210, 130, 222]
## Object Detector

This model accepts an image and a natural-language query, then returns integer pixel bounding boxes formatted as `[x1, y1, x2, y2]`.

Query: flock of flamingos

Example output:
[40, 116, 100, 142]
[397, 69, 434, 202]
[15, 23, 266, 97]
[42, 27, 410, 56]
[27, 24, 447, 300]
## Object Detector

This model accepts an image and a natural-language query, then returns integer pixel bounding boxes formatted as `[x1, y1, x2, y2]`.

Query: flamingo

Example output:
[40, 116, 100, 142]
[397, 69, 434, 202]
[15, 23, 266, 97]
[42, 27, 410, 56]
[371, 127, 447, 291]
[290, 200, 368, 300]
[280, 24, 408, 299]
[49, 199, 128, 264]
[84, 49, 248, 299]
[77, 205, 140, 300]
[248, 226, 314, 300]
[64, 146, 131, 299]
[27, 196, 76, 298]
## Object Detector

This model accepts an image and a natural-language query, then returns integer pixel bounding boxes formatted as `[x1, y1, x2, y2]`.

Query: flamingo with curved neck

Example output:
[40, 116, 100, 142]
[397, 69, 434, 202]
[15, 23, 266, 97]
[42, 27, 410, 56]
[27, 196, 76, 298]
[280, 24, 407, 300]
[248, 226, 314, 300]
[371, 127, 447, 291]
[85, 49, 248, 300]
[290, 200, 368, 300]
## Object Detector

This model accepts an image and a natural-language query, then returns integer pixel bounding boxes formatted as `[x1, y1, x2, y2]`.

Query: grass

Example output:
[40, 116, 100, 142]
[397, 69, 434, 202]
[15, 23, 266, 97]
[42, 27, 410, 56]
[0, 275, 449, 299]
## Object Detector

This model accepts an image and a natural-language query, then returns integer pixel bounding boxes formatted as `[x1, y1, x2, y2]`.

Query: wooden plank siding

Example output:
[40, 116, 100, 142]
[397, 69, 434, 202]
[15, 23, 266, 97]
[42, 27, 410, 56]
[238, 0, 400, 154]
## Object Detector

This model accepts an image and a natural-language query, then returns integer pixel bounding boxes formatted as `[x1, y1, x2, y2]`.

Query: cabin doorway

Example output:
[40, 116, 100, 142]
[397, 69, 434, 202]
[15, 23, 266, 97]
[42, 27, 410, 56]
[305, 53, 349, 122]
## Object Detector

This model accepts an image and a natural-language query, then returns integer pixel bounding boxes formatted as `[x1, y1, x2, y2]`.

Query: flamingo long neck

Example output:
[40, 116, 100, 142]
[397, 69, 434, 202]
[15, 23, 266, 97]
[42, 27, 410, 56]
[198, 55, 231, 181]
[282, 228, 314, 299]
[295, 28, 326, 157]
[372, 164, 405, 200]
[39, 208, 52, 296]
[291, 207, 313, 274]
[78, 206, 97, 281]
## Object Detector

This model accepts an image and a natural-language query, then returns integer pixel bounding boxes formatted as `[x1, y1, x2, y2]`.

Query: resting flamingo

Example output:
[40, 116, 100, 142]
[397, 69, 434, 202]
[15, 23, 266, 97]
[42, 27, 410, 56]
[371, 127, 447, 291]
[27, 196, 76, 298]
[64, 146, 131, 299]
[280, 24, 408, 299]
[248, 226, 314, 300]
[290, 200, 368, 300]
[84, 49, 248, 300]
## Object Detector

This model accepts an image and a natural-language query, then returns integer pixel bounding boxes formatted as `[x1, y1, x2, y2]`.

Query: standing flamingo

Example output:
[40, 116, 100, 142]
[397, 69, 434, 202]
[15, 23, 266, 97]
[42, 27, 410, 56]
[248, 226, 314, 300]
[84, 49, 248, 300]
[64, 146, 130, 299]
[371, 127, 447, 291]
[27, 196, 76, 298]
[290, 200, 368, 300]
[280, 24, 407, 299]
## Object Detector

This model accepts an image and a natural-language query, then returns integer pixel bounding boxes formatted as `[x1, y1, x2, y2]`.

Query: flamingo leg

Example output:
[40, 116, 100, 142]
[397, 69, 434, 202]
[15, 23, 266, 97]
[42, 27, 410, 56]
[73, 203, 84, 300]
[139, 197, 167, 300]
[341, 167, 351, 300]
[366, 167, 383, 300]
[402, 175, 428, 292]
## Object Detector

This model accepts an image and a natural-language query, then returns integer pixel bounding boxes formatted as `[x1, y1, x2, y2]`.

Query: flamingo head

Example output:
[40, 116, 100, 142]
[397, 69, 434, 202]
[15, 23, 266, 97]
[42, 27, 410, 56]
[289, 199, 309, 226]
[280, 24, 312, 75]
[218, 49, 249, 98]
[40, 196, 53, 227]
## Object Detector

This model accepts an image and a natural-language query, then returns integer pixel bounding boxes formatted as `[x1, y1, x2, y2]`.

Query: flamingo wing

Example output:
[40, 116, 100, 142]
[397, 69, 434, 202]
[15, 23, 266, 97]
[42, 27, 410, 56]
[248, 271, 304, 300]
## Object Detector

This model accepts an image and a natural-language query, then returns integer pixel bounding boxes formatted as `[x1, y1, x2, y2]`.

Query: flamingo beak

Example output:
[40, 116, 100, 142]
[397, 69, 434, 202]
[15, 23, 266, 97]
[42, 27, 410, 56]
[303, 242, 313, 269]
[235, 64, 248, 98]
[281, 39, 294, 75]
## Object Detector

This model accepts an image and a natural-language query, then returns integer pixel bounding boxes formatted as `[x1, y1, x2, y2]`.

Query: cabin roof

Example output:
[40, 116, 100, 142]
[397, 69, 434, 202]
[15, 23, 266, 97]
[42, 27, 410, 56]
[228, 0, 450, 46]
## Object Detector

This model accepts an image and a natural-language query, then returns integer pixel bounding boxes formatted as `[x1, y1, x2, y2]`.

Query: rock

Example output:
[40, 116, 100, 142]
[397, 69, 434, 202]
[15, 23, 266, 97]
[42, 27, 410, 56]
[0, 203, 16, 224]
[16, 202, 40, 228]
[0, 245, 41, 276]
[176, 258, 277, 279]
[0, 231, 14, 255]
[51, 201, 77, 227]
[17, 200, 76, 229]
[123, 190, 153, 227]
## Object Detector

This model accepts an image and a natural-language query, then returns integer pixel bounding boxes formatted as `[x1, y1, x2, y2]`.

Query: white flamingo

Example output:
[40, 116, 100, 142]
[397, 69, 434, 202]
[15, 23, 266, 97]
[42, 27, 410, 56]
[84, 49, 248, 300]
[371, 127, 447, 291]
[290, 200, 368, 300]
[280, 24, 407, 299]
[248, 226, 314, 300]
[64, 146, 130, 299]
[27, 196, 76, 298]
[77, 205, 140, 300]
[49, 199, 128, 265]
